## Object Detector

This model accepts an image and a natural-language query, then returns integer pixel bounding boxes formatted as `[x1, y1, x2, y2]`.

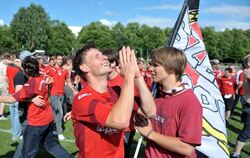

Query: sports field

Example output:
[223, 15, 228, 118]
[0, 103, 249, 158]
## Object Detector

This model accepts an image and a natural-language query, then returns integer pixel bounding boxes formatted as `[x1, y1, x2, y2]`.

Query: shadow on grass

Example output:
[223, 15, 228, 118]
[227, 122, 242, 134]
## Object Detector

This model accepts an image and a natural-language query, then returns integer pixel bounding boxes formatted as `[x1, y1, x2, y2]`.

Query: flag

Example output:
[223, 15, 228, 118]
[168, 0, 229, 157]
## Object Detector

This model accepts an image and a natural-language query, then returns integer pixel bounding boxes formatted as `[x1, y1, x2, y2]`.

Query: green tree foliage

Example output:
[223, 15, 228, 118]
[77, 22, 116, 50]
[202, 27, 219, 59]
[47, 20, 76, 55]
[140, 25, 165, 59]
[10, 4, 51, 51]
[111, 22, 129, 50]
[0, 26, 18, 53]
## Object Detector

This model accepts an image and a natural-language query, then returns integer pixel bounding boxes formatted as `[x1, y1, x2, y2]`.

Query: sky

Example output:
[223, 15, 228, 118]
[0, 0, 250, 35]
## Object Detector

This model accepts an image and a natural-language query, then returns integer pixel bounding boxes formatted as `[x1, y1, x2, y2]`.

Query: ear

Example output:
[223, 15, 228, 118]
[79, 64, 89, 73]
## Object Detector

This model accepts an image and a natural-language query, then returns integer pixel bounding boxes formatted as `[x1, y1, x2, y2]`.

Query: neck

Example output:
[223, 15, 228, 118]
[87, 75, 109, 93]
[161, 76, 181, 92]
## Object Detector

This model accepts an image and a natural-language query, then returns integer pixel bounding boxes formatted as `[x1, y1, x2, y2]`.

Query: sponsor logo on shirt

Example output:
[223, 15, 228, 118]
[96, 126, 119, 135]
[152, 114, 165, 124]
[78, 93, 91, 100]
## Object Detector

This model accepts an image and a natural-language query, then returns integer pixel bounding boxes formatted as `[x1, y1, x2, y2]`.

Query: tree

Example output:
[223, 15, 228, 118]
[0, 26, 18, 53]
[125, 22, 144, 56]
[202, 27, 219, 59]
[77, 22, 116, 50]
[10, 4, 51, 51]
[140, 25, 165, 59]
[47, 20, 76, 55]
[111, 22, 129, 50]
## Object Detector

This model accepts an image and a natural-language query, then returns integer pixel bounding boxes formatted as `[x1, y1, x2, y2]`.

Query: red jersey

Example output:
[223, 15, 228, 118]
[145, 89, 202, 158]
[219, 76, 236, 95]
[12, 76, 54, 126]
[6, 64, 21, 94]
[46, 65, 68, 96]
[39, 64, 46, 77]
[71, 84, 124, 158]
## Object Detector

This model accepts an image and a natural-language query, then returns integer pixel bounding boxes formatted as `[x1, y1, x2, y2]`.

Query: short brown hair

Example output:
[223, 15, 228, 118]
[151, 47, 187, 81]
[72, 44, 97, 81]
[1, 52, 12, 60]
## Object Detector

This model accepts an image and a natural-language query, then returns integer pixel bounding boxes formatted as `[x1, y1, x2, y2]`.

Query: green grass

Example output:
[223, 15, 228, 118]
[0, 103, 249, 158]
[227, 103, 250, 158]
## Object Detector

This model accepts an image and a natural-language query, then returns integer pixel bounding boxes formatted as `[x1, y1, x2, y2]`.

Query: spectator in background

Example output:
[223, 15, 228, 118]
[231, 54, 250, 158]
[0, 56, 72, 158]
[218, 67, 237, 120]
[231, 63, 245, 117]
[4, 52, 23, 140]
[211, 59, 223, 86]
[46, 54, 77, 140]
[0, 53, 9, 120]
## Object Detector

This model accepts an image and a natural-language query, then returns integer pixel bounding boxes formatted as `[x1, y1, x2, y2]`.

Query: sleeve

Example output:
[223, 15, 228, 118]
[239, 72, 244, 82]
[178, 91, 203, 145]
[14, 71, 27, 86]
[12, 78, 36, 102]
[72, 96, 112, 127]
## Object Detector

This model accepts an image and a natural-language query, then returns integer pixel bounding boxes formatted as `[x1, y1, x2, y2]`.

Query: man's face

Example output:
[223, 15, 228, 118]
[84, 48, 112, 76]
[56, 56, 63, 66]
[151, 62, 170, 83]
[224, 70, 232, 78]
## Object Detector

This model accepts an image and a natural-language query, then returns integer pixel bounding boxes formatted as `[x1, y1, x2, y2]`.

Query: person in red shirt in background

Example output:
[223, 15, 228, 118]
[219, 67, 237, 120]
[211, 59, 223, 86]
[0, 56, 72, 158]
[46, 54, 77, 140]
[145, 62, 154, 90]
[71, 44, 156, 158]
[231, 63, 245, 118]
[4, 52, 23, 140]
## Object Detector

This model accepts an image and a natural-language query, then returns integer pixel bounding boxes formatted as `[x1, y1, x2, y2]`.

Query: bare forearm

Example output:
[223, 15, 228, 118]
[106, 78, 134, 129]
[135, 76, 156, 117]
[0, 96, 17, 104]
[148, 132, 195, 156]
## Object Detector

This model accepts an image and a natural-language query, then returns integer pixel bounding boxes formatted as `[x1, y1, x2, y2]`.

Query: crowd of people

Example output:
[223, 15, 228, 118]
[0, 45, 249, 158]
[210, 57, 250, 158]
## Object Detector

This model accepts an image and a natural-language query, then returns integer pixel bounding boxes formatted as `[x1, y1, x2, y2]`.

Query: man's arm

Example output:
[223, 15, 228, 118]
[135, 76, 156, 117]
[0, 96, 17, 103]
[66, 77, 78, 95]
[105, 47, 136, 129]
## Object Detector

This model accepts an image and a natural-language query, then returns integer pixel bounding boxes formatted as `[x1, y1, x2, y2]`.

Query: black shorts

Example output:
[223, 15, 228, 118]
[238, 100, 250, 142]
[223, 96, 234, 111]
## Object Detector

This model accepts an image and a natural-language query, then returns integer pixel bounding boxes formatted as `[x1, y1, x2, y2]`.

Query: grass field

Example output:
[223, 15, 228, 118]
[0, 103, 249, 158]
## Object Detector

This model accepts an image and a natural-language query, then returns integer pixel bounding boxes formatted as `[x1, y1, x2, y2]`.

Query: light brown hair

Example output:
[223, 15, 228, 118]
[151, 47, 187, 81]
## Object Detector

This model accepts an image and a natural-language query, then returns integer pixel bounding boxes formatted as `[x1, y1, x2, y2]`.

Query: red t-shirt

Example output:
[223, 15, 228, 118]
[71, 84, 124, 158]
[6, 64, 21, 94]
[46, 66, 68, 96]
[39, 64, 46, 77]
[13, 76, 54, 126]
[219, 76, 236, 95]
[238, 71, 244, 96]
[145, 89, 203, 158]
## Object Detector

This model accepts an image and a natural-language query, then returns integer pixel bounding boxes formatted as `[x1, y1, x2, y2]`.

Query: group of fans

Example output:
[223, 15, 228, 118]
[210, 57, 250, 158]
[0, 45, 249, 158]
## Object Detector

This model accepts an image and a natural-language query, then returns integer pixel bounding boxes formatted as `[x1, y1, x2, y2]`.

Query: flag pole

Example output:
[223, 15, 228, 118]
[133, 0, 188, 158]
